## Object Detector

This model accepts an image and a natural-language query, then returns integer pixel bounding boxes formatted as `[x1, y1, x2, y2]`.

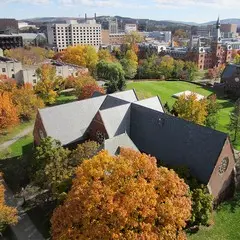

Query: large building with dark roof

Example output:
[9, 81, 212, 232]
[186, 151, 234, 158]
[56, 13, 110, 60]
[33, 89, 235, 201]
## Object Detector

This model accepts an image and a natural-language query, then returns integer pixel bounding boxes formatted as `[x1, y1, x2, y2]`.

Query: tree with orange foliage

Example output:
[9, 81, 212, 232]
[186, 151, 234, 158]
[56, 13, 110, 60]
[0, 92, 19, 133]
[79, 83, 105, 100]
[74, 75, 101, 99]
[51, 149, 191, 240]
[12, 83, 44, 121]
[0, 173, 18, 233]
[0, 78, 17, 93]
[173, 93, 208, 125]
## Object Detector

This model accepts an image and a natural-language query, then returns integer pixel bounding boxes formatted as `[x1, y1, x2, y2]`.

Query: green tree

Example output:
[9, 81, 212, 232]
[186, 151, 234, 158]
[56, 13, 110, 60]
[233, 54, 240, 64]
[32, 138, 100, 198]
[228, 98, 240, 142]
[159, 56, 174, 80]
[190, 188, 213, 226]
[184, 61, 198, 82]
[173, 60, 185, 79]
[32, 137, 73, 196]
[69, 141, 100, 167]
[97, 61, 126, 93]
[205, 94, 220, 129]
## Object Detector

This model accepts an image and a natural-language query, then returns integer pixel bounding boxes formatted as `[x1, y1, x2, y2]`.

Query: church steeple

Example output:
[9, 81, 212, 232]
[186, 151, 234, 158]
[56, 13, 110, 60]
[214, 16, 222, 43]
[216, 16, 221, 29]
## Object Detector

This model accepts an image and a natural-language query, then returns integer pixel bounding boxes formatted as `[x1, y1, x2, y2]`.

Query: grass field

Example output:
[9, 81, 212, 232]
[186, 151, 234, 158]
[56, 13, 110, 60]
[127, 80, 239, 149]
[0, 121, 34, 145]
[55, 93, 77, 105]
[0, 133, 33, 159]
[188, 194, 240, 240]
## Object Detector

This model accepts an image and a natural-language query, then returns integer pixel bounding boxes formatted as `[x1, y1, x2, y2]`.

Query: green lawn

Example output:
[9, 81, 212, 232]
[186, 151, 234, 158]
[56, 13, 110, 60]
[188, 194, 240, 240]
[0, 121, 34, 145]
[127, 80, 238, 149]
[55, 93, 77, 105]
[0, 133, 33, 159]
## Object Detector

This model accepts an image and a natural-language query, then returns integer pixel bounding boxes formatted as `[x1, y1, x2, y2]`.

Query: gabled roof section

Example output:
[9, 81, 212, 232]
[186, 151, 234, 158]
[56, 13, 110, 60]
[39, 95, 106, 145]
[132, 96, 164, 113]
[100, 103, 131, 138]
[130, 104, 228, 184]
[100, 95, 130, 110]
[109, 89, 138, 102]
[103, 133, 139, 155]
[222, 64, 239, 79]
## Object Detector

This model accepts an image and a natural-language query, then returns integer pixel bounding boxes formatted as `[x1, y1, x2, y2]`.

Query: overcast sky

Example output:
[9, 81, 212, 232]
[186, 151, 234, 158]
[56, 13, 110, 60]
[1, 0, 240, 23]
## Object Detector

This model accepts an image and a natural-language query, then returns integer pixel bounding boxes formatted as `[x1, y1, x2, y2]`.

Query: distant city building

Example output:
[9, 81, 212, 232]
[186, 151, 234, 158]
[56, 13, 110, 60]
[0, 35, 23, 50]
[109, 33, 126, 45]
[47, 17, 102, 51]
[124, 24, 137, 34]
[161, 18, 234, 70]
[138, 42, 167, 58]
[109, 19, 118, 34]
[0, 18, 18, 34]
[191, 25, 213, 37]
[18, 21, 37, 30]
[147, 31, 172, 43]
[17, 33, 47, 46]
[221, 24, 237, 35]
[101, 30, 110, 45]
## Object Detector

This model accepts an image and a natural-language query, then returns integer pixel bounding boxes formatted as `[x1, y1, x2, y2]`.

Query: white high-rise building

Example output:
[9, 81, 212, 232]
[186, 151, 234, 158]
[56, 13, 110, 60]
[47, 19, 102, 51]
[124, 24, 137, 34]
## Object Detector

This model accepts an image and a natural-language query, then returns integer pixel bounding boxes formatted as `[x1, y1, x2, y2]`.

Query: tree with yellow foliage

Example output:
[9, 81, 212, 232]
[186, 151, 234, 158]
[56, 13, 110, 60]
[35, 64, 63, 105]
[173, 93, 208, 125]
[12, 83, 44, 121]
[61, 45, 98, 72]
[51, 149, 191, 240]
[0, 173, 18, 233]
[0, 92, 19, 133]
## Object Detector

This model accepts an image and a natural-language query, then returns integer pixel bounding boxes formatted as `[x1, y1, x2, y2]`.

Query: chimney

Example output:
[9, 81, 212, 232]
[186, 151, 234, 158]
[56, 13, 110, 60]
[85, 13, 87, 22]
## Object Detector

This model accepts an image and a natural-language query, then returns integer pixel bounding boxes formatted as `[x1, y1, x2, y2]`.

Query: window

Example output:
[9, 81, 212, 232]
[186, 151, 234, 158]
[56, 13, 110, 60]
[33, 79, 37, 84]
[39, 129, 44, 139]
[96, 130, 105, 143]
[218, 157, 229, 175]
[2, 68, 6, 72]
[12, 74, 15, 78]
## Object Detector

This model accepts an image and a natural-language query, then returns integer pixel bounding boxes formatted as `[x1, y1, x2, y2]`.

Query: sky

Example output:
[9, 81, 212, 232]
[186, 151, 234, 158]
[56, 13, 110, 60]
[1, 0, 240, 23]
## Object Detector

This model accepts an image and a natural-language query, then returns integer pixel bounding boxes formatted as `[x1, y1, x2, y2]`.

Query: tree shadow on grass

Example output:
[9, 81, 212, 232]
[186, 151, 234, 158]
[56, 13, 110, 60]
[0, 143, 34, 193]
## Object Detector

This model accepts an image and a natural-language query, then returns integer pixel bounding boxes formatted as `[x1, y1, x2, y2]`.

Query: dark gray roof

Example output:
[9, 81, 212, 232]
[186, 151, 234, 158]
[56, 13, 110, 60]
[130, 104, 228, 184]
[132, 96, 164, 113]
[100, 95, 130, 110]
[39, 95, 106, 145]
[222, 63, 239, 79]
[100, 104, 131, 138]
[103, 133, 139, 155]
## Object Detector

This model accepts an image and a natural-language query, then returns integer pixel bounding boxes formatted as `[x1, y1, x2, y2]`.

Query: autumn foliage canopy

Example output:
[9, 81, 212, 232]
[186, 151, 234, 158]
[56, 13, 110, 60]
[0, 92, 19, 132]
[173, 93, 208, 125]
[51, 149, 191, 240]
[0, 173, 18, 232]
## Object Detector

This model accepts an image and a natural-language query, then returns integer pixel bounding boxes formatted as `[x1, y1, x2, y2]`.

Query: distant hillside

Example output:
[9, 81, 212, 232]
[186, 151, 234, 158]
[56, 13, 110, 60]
[202, 18, 240, 26]
[20, 16, 240, 29]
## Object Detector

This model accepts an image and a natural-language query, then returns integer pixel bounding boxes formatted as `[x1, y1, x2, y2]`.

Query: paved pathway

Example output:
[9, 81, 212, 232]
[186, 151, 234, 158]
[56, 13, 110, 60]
[0, 126, 34, 150]
[1, 180, 45, 240]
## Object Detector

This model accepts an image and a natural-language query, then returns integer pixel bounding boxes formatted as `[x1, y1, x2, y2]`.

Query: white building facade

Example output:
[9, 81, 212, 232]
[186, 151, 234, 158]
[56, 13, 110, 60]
[47, 19, 102, 51]
[124, 24, 137, 34]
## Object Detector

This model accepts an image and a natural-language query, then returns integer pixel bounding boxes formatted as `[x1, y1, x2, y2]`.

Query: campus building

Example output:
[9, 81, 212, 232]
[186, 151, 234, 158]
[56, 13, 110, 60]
[47, 18, 102, 51]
